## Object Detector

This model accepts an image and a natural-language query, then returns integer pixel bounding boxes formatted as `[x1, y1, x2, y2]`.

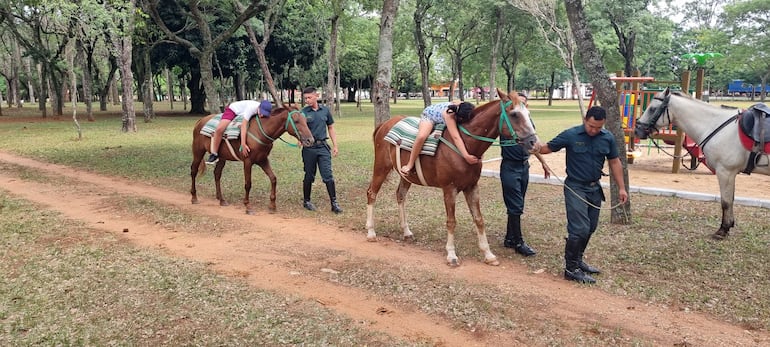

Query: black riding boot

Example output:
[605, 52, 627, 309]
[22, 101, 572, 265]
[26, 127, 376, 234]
[578, 234, 601, 274]
[503, 215, 536, 256]
[326, 180, 342, 214]
[564, 237, 596, 284]
[303, 181, 316, 211]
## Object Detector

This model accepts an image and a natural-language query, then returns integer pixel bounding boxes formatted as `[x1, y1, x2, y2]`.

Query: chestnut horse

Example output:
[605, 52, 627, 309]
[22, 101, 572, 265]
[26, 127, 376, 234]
[366, 89, 539, 266]
[190, 106, 314, 214]
[635, 88, 770, 239]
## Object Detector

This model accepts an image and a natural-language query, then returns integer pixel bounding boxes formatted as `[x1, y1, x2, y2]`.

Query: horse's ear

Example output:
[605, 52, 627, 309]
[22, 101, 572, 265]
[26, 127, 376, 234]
[496, 88, 507, 100]
[664, 87, 670, 96]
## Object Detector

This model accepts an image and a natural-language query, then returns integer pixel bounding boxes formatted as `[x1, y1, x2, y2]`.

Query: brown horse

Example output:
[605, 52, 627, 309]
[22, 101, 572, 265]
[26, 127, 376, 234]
[366, 89, 539, 266]
[190, 106, 314, 214]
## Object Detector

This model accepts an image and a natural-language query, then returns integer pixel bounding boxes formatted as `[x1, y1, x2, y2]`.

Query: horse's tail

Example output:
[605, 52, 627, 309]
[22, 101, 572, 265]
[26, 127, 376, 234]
[197, 160, 207, 178]
[373, 121, 387, 141]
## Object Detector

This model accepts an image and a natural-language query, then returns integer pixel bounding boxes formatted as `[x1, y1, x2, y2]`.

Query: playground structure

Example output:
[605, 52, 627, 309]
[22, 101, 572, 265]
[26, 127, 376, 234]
[588, 69, 710, 174]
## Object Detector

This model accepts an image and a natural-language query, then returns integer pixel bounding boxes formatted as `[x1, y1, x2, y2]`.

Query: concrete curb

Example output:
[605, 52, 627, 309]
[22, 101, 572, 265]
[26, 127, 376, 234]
[481, 168, 770, 209]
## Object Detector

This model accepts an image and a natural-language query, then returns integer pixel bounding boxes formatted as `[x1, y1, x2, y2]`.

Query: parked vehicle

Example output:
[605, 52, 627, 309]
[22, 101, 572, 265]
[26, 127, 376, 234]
[727, 79, 770, 96]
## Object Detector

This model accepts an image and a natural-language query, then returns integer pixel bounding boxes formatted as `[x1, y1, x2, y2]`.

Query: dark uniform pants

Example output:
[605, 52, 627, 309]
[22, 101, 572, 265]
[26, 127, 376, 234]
[500, 160, 529, 216]
[563, 178, 602, 241]
[302, 143, 333, 184]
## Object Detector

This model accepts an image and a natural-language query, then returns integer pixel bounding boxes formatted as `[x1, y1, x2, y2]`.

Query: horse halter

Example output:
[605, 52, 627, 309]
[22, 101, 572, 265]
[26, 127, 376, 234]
[248, 110, 306, 147]
[636, 94, 672, 136]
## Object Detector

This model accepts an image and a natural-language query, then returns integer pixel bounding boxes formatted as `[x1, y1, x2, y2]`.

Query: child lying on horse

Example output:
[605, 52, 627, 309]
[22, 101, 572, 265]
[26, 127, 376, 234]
[207, 99, 273, 164]
[400, 101, 478, 174]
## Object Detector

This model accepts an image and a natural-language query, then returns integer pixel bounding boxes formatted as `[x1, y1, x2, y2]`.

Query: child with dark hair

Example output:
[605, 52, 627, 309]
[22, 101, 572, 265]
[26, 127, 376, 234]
[400, 101, 478, 174]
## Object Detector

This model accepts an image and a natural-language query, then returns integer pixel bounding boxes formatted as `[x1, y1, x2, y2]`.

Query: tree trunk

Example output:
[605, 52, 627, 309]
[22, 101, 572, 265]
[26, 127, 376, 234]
[26, 57, 35, 103]
[38, 63, 47, 118]
[413, 0, 432, 108]
[489, 7, 503, 99]
[326, 13, 340, 114]
[373, 0, 399, 127]
[141, 47, 155, 122]
[188, 68, 207, 114]
[80, 39, 95, 121]
[10, 38, 21, 108]
[180, 74, 188, 110]
[564, 0, 630, 224]
[98, 56, 118, 111]
[115, 0, 136, 132]
[166, 68, 174, 110]
[198, 50, 219, 113]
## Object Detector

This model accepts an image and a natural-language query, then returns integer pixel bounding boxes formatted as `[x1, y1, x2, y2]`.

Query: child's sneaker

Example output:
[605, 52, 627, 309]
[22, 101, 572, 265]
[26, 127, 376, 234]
[205, 153, 219, 165]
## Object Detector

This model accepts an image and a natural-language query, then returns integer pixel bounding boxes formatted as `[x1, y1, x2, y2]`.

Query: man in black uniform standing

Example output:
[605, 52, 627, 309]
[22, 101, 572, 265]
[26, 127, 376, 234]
[300, 87, 342, 214]
[500, 92, 547, 256]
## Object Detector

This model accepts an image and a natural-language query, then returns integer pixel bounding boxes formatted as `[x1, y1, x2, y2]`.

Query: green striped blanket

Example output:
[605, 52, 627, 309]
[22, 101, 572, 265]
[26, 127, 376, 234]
[199, 114, 245, 139]
[384, 117, 445, 156]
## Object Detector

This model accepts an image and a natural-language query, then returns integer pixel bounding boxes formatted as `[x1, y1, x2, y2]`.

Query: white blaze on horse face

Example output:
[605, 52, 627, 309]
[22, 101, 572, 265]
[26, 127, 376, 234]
[513, 104, 536, 138]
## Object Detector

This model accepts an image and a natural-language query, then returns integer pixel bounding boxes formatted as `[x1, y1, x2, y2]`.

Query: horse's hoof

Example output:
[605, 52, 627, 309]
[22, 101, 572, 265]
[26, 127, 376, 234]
[220, 201, 229, 207]
[366, 236, 378, 242]
[447, 259, 460, 267]
[268, 208, 277, 214]
[191, 200, 199, 205]
[484, 257, 500, 266]
[711, 231, 728, 240]
[403, 235, 414, 242]
[246, 210, 256, 215]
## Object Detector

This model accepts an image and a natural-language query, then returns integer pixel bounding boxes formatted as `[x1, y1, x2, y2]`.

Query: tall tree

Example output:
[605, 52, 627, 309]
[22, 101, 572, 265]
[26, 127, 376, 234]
[373, 0, 399, 126]
[0, 0, 73, 117]
[102, 0, 138, 131]
[145, 0, 262, 114]
[412, 0, 438, 107]
[325, 0, 345, 114]
[510, 0, 586, 114]
[564, 0, 630, 223]
[587, 0, 651, 78]
[236, 0, 285, 105]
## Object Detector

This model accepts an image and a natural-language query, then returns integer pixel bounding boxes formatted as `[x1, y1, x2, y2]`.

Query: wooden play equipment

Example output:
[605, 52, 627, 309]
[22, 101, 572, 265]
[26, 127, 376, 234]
[588, 69, 708, 173]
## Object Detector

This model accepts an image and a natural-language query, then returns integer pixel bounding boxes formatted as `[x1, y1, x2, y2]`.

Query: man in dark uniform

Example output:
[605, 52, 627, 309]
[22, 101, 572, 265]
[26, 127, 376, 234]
[300, 87, 342, 214]
[499, 92, 548, 256]
[537, 106, 628, 283]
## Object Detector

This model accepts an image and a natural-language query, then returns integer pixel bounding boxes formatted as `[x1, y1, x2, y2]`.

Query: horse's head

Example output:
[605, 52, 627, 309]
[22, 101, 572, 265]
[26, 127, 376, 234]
[496, 88, 539, 150]
[284, 106, 315, 147]
[635, 87, 674, 139]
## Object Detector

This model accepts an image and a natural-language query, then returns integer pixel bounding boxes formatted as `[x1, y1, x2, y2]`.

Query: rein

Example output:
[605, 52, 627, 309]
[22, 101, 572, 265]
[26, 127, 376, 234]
[247, 110, 305, 148]
[538, 156, 627, 211]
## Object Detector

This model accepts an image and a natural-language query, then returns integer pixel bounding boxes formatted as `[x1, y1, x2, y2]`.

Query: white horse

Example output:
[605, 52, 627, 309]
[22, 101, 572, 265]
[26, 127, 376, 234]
[635, 88, 770, 239]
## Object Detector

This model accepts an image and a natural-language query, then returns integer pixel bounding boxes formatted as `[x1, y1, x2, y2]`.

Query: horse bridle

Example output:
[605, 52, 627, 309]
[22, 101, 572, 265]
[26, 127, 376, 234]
[638, 92, 739, 162]
[248, 110, 306, 147]
[458, 100, 533, 146]
[636, 94, 672, 137]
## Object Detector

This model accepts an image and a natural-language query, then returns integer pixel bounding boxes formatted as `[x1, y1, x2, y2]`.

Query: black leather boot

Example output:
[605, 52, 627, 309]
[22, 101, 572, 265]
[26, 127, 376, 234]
[564, 237, 596, 284]
[303, 181, 316, 211]
[326, 181, 342, 214]
[503, 215, 536, 256]
[578, 234, 601, 274]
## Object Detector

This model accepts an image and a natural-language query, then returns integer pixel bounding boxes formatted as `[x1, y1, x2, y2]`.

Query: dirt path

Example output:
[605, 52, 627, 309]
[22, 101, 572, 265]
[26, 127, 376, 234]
[0, 151, 767, 346]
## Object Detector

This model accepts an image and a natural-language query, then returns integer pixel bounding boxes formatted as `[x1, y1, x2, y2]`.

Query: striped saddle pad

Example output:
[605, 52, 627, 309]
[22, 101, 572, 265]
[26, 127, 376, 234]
[199, 114, 245, 139]
[384, 117, 446, 156]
